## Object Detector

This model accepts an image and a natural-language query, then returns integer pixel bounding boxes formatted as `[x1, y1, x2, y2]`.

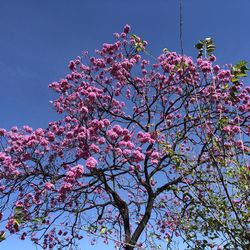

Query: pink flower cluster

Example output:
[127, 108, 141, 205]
[66, 164, 84, 179]
[137, 131, 156, 144]
[132, 150, 145, 163]
[86, 157, 97, 170]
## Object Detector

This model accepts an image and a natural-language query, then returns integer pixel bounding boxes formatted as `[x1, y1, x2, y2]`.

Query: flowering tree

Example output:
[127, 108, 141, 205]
[0, 25, 249, 250]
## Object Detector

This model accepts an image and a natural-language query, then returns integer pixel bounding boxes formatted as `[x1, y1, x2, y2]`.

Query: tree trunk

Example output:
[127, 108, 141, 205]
[125, 196, 155, 250]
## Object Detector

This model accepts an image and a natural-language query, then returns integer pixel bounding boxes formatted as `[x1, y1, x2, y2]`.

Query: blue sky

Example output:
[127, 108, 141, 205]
[0, 0, 250, 249]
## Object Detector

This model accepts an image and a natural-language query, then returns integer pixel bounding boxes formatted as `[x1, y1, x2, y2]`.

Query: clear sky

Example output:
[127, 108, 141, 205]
[0, 0, 250, 249]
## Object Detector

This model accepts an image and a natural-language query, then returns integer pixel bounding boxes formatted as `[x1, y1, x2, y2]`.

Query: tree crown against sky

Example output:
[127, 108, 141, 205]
[0, 25, 249, 250]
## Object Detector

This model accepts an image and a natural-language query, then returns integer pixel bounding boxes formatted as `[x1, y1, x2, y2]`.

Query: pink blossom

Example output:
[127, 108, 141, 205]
[0, 152, 8, 162]
[129, 165, 135, 171]
[123, 149, 131, 157]
[44, 182, 55, 190]
[66, 131, 74, 139]
[23, 125, 33, 133]
[222, 125, 231, 134]
[132, 150, 145, 163]
[66, 170, 75, 179]
[137, 132, 155, 143]
[126, 141, 135, 149]
[0, 129, 6, 136]
[59, 183, 73, 193]
[235, 140, 244, 149]
[113, 125, 123, 135]
[209, 55, 216, 62]
[70, 164, 84, 178]
[106, 129, 118, 141]
[47, 131, 55, 142]
[89, 144, 100, 153]
[11, 126, 18, 132]
[118, 140, 127, 148]
[98, 137, 106, 144]
[232, 126, 241, 133]
[86, 157, 97, 170]
[150, 151, 160, 164]
[35, 128, 45, 137]
[115, 147, 122, 156]
[123, 24, 131, 34]
[232, 199, 240, 204]
[239, 105, 246, 112]
[88, 92, 97, 102]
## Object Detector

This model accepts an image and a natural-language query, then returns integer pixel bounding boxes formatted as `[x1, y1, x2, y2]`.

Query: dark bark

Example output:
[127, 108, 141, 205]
[98, 171, 132, 247]
[125, 195, 155, 250]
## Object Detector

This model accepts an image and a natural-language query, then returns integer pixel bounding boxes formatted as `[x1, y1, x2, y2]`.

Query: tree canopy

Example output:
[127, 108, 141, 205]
[0, 25, 249, 250]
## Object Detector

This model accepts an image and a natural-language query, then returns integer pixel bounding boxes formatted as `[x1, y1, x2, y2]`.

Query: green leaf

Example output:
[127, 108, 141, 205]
[87, 225, 98, 232]
[14, 207, 24, 223]
[31, 217, 45, 223]
[163, 48, 169, 53]
[131, 34, 140, 41]
[231, 77, 239, 83]
[0, 231, 6, 242]
[131, 34, 146, 52]
[237, 73, 247, 77]
[195, 37, 215, 58]
[234, 60, 249, 69]
[14, 207, 23, 213]
[195, 43, 203, 49]
[100, 226, 107, 234]
[204, 37, 212, 43]
[13, 219, 20, 231]
[218, 117, 229, 126]
[231, 61, 249, 84]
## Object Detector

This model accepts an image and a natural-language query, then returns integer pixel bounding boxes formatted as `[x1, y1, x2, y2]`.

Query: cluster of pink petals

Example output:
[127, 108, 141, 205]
[66, 164, 84, 179]
[86, 157, 97, 170]
[137, 131, 156, 144]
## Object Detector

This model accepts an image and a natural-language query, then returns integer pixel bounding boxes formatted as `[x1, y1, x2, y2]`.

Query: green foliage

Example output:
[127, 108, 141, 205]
[100, 226, 107, 234]
[131, 34, 146, 52]
[14, 207, 24, 224]
[0, 231, 6, 242]
[229, 61, 249, 100]
[195, 38, 215, 58]
[163, 48, 169, 53]
[231, 60, 250, 84]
